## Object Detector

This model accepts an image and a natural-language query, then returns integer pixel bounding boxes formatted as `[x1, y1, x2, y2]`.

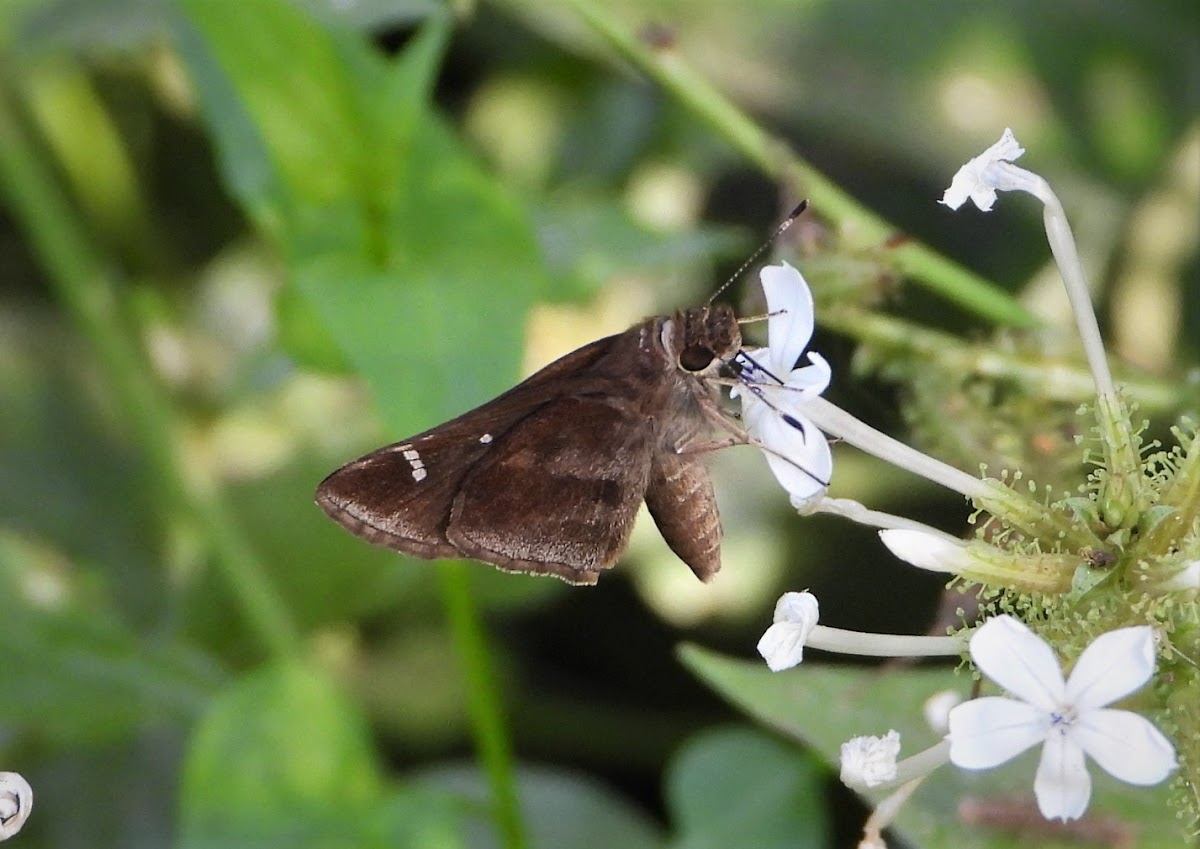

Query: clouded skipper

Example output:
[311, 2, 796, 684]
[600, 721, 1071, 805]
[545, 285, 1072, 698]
[316, 204, 808, 585]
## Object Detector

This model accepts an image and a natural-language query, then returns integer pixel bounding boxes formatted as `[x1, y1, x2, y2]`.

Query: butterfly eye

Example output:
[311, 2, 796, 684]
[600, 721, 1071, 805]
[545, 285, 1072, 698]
[679, 345, 715, 372]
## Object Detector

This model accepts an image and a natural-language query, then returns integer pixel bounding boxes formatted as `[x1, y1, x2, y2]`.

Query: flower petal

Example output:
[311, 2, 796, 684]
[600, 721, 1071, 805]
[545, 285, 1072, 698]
[783, 351, 832, 398]
[1034, 728, 1091, 821]
[924, 689, 963, 734]
[757, 621, 810, 672]
[773, 590, 820, 625]
[738, 351, 831, 431]
[759, 262, 815, 375]
[969, 616, 1065, 710]
[1064, 625, 1156, 709]
[746, 406, 831, 508]
[940, 128, 1026, 211]
[1071, 708, 1177, 786]
[0, 772, 33, 840]
[1162, 558, 1200, 591]
[840, 730, 901, 788]
[947, 696, 1048, 769]
[879, 529, 971, 574]
[757, 591, 821, 671]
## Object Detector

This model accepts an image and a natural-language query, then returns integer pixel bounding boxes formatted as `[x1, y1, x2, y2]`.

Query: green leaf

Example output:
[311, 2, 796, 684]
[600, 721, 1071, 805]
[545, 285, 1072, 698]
[0, 533, 222, 743]
[173, 0, 543, 430]
[680, 645, 1183, 849]
[178, 663, 475, 848]
[169, 0, 289, 232]
[418, 762, 665, 849]
[179, 661, 383, 848]
[294, 117, 544, 430]
[665, 726, 827, 849]
[293, 103, 546, 432]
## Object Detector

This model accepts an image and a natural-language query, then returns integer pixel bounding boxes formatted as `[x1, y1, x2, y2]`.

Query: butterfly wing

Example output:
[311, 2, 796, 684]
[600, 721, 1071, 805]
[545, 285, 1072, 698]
[315, 401, 530, 561]
[448, 395, 655, 584]
[316, 334, 655, 582]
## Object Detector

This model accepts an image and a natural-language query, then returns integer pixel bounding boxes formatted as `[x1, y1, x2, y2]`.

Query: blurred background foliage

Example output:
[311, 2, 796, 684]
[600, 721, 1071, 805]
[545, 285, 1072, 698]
[0, 0, 1196, 847]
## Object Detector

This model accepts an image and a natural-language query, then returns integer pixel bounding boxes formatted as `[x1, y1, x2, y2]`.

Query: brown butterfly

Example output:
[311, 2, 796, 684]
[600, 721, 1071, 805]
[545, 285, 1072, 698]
[316, 304, 740, 585]
[316, 204, 809, 585]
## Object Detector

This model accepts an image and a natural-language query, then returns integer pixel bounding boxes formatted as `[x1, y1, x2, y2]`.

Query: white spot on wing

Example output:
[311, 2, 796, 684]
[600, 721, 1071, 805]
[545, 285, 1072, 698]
[395, 442, 427, 481]
[479, 433, 493, 444]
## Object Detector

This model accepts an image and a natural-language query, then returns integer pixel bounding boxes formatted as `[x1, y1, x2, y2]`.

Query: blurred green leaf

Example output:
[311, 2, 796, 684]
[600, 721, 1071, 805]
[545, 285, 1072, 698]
[293, 110, 545, 431]
[180, 660, 458, 849]
[681, 645, 1184, 849]
[418, 762, 666, 849]
[0, 537, 222, 743]
[173, 0, 424, 248]
[664, 725, 827, 849]
[173, 0, 544, 430]
[8, 0, 168, 54]
[532, 193, 744, 301]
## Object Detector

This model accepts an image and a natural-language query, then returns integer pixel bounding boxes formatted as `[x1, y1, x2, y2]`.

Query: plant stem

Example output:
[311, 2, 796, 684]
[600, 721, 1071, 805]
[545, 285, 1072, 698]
[0, 75, 299, 660]
[822, 307, 1181, 411]
[438, 562, 528, 849]
[554, 0, 1036, 327]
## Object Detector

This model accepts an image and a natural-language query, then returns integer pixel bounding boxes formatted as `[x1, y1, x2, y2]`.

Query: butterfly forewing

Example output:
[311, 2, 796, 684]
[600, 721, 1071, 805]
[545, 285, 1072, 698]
[317, 332, 657, 581]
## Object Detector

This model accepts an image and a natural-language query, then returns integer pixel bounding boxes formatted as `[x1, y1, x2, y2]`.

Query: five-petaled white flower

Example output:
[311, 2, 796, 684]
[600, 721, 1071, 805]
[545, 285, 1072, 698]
[756, 590, 820, 671]
[947, 616, 1176, 822]
[736, 262, 833, 508]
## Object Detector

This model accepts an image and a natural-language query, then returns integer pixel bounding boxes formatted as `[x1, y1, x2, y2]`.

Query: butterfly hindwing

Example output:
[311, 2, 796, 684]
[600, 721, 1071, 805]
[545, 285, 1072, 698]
[448, 395, 655, 584]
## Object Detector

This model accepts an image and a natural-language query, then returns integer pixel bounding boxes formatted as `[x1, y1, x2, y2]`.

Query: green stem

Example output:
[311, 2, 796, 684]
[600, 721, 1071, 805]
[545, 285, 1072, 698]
[823, 307, 1181, 411]
[438, 562, 527, 849]
[0, 74, 299, 660]
[552, 0, 1036, 327]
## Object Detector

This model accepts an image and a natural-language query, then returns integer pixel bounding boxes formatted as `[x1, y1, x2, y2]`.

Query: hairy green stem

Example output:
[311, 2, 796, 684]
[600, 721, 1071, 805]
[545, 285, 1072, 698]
[438, 562, 528, 849]
[552, 0, 1036, 327]
[0, 75, 299, 660]
[823, 307, 1180, 410]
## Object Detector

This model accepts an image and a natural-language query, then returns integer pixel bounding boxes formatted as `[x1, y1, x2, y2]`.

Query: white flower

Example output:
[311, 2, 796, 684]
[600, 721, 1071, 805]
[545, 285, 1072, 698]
[923, 690, 963, 735]
[756, 590, 820, 671]
[1162, 558, 1200, 592]
[878, 528, 972, 573]
[940, 128, 1026, 211]
[879, 527, 1080, 594]
[0, 772, 33, 841]
[841, 730, 902, 789]
[736, 262, 833, 508]
[756, 590, 965, 669]
[947, 616, 1176, 822]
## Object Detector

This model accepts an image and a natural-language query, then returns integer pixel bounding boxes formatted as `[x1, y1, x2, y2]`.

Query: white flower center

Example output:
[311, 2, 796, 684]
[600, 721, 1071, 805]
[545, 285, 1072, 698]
[1049, 705, 1078, 730]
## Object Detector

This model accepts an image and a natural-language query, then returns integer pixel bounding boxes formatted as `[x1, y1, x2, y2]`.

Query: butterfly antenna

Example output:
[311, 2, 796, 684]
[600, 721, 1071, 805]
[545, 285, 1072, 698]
[707, 199, 808, 304]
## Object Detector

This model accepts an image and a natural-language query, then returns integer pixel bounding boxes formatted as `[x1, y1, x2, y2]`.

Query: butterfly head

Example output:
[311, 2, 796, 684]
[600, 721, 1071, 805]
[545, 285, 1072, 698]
[669, 304, 742, 376]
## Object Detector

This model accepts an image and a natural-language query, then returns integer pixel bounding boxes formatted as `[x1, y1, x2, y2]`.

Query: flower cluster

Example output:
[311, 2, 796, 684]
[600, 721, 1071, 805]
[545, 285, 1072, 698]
[737, 130, 1195, 843]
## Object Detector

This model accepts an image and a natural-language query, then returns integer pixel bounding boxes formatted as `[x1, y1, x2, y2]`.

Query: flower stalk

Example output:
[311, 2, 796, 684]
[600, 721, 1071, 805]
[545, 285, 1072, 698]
[758, 592, 965, 672]
[801, 397, 991, 500]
